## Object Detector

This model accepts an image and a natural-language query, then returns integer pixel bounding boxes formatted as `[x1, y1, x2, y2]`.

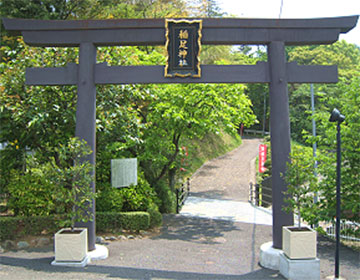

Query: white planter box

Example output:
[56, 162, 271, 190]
[54, 228, 88, 262]
[282, 226, 317, 259]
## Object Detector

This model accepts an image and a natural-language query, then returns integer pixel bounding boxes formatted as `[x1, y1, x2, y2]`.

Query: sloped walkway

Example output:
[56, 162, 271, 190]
[180, 137, 273, 226]
[187, 137, 261, 202]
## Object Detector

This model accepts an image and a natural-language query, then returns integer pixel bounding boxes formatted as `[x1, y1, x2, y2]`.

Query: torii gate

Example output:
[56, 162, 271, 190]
[3, 16, 358, 252]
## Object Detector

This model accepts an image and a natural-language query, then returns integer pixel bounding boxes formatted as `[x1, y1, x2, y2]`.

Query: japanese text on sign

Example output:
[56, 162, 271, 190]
[178, 29, 189, 66]
[259, 144, 267, 173]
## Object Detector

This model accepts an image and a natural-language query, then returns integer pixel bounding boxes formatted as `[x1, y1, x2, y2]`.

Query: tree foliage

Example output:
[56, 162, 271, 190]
[287, 41, 360, 143]
[1, 0, 256, 215]
[309, 77, 360, 225]
[280, 77, 360, 230]
[283, 145, 318, 227]
[6, 137, 95, 231]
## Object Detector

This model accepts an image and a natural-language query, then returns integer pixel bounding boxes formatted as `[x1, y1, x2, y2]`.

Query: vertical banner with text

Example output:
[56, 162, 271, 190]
[259, 144, 267, 173]
[165, 19, 202, 78]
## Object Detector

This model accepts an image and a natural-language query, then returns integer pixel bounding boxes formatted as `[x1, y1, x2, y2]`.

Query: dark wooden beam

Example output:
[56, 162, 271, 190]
[3, 16, 358, 47]
[3, 16, 357, 32]
[20, 28, 341, 47]
[286, 62, 338, 83]
[203, 28, 341, 45]
[95, 63, 270, 84]
[26, 63, 78, 85]
[22, 29, 165, 47]
[25, 63, 338, 85]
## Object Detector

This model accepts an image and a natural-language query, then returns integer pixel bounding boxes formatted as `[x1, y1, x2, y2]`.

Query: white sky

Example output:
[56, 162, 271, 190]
[218, 0, 360, 46]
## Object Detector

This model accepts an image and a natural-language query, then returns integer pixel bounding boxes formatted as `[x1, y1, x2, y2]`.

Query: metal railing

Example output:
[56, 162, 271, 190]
[243, 129, 270, 136]
[249, 182, 260, 206]
[326, 221, 360, 242]
[249, 177, 272, 207]
[176, 178, 190, 214]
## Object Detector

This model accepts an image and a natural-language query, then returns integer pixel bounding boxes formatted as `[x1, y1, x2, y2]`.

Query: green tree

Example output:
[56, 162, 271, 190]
[47, 137, 95, 230]
[136, 83, 256, 188]
[0, 0, 91, 61]
[0, 39, 78, 192]
[310, 77, 360, 225]
[0, 0, 90, 20]
[283, 145, 318, 227]
[287, 41, 360, 143]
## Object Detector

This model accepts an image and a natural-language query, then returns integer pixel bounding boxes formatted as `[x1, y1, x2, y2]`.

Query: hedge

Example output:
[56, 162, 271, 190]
[0, 215, 60, 241]
[0, 211, 154, 241]
[96, 212, 150, 232]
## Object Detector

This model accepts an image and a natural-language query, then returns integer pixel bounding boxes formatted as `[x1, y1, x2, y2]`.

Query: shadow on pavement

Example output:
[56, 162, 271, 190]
[153, 214, 238, 244]
[0, 256, 284, 279]
[195, 164, 220, 177]
[189, 190, 227, 200]
[317, 235, 360, 279]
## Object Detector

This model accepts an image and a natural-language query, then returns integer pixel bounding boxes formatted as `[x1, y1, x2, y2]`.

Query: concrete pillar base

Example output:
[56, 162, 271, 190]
[51, 255, 91, 267]
[279, 252, 320, 280]
[51, 244, 108, 267]
[259, 242, 282, 270]
[88, 244, 109, 261]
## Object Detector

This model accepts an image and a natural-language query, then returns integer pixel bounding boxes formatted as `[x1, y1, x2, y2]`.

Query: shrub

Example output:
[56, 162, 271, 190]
[96, 172, 160, 213]
[7, 169, 56, 216]
[147, 202, 163, 227]
[96, 177, 163, 228]
[0, 212, 153, 241]
[96, 185, 124, 212]
[154, 180, 176, 214]
[6, 137, 95, 228]
[0, 215, 60, 241]
[121, 174, 159, 211]
[96, 212, 150, 232]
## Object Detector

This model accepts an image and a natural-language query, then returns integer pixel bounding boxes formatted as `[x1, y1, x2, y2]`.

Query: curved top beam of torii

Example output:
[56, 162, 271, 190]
[3, 16, 358, 47]
[2, 16, 359, 86]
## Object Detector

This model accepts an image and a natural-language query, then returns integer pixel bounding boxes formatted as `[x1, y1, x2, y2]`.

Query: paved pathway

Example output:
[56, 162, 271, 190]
[180, 137, 273, 226]
[181, 197, 272, 225]
[188, 138, 261, 201]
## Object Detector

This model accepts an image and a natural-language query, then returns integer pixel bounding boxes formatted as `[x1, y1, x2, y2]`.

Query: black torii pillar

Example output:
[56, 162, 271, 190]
[268, 41, 293, 248]
[74, 43, 97, 250]
[3, 16, 358, 252]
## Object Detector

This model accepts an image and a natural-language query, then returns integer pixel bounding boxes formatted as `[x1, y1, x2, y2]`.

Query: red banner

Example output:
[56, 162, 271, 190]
[259, 144, 267, 173]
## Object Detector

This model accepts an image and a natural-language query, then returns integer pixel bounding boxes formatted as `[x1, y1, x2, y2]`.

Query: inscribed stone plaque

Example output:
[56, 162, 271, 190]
[111, 158, 137, 188]
[165, 19, 202, 78]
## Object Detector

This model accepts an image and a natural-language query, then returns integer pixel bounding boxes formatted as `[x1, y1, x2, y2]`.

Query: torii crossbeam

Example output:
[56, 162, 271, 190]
[3, 16, 358, 252]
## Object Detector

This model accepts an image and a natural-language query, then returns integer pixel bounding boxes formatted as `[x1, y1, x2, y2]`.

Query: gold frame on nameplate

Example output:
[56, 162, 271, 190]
[164, 19, 202, 78]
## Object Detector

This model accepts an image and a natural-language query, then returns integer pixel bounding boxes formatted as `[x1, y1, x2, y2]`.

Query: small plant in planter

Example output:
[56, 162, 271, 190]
[282, 145, 318, 259]
[48, 137, 96, 263]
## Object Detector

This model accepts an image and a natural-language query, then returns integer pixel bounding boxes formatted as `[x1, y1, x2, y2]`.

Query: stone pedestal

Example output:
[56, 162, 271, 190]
[259, 242, 282, 270]
[279, 252, 320, 280]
